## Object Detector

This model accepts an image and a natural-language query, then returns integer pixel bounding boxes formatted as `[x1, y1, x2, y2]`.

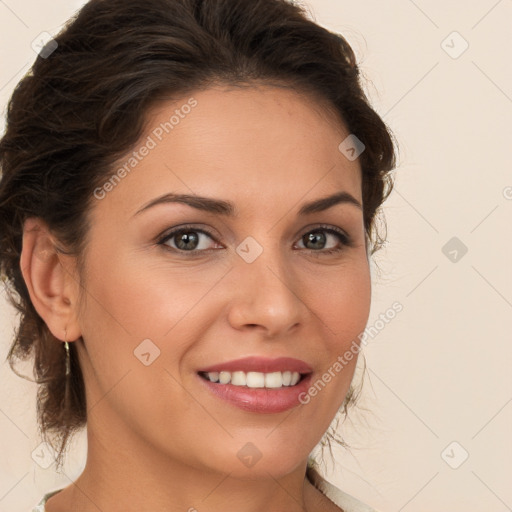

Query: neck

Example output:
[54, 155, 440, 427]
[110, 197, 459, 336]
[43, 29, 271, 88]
[49, 417, 318, 512]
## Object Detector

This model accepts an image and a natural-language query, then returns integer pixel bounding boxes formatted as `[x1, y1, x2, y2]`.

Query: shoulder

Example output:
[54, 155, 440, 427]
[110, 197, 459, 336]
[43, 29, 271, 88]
[306, 464, 380, 512]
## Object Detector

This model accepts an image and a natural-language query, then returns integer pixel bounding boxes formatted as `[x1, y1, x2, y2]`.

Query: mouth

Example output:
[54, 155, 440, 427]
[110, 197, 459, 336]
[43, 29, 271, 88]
[195, 356, 314, 413]
[197, 370, 310, 389]
[196, 370, 313, 414]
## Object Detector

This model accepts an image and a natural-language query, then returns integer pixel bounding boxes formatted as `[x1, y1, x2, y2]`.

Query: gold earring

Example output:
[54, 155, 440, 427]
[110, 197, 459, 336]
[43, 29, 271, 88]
[64, 330, 70, 377]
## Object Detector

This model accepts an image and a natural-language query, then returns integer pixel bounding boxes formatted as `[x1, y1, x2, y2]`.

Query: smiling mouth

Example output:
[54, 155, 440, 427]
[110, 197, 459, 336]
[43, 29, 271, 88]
[198, 370, 309, 389]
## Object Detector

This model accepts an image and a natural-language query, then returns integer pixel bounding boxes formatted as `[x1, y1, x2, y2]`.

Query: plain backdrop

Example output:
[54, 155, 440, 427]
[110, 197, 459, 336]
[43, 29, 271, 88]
[0, 1, 511, 511]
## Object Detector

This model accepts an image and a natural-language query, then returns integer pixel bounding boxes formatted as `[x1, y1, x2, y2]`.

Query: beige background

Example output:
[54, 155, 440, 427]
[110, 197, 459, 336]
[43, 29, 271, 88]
[1, 1, 511, 511]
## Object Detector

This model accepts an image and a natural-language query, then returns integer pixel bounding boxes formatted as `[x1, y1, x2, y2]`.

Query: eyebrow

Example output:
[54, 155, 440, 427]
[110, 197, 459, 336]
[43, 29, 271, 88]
[133, 191, 362, 218]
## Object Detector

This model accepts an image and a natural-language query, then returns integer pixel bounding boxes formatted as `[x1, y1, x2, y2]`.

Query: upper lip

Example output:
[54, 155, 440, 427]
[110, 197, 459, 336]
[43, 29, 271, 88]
[197, 356, 313, 374]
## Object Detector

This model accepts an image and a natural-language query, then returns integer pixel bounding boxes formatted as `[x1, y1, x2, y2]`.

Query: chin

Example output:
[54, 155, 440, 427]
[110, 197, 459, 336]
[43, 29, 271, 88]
[202, 441, 309, 481]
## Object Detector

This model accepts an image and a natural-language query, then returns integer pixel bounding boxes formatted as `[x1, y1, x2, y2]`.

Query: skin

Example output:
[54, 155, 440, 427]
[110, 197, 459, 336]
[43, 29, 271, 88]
[21, 84, 371, 512]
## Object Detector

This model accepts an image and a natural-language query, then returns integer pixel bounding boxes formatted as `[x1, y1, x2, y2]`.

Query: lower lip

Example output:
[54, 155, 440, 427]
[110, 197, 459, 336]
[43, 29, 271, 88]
[197, 373, 313, 413]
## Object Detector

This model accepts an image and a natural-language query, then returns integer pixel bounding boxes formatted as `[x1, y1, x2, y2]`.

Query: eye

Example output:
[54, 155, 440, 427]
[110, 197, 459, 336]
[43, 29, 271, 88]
[296, 225, 351, 255]
[157, 224, 352, 255]
[158, 225, 220, 253]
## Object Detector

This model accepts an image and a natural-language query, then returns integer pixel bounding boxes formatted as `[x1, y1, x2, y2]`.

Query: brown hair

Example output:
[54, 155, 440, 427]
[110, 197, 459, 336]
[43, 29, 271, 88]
[0, 0, 397, 469]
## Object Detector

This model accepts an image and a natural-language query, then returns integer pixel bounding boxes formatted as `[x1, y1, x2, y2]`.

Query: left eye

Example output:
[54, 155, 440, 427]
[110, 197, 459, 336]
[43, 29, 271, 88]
[296, 228, 349, 252]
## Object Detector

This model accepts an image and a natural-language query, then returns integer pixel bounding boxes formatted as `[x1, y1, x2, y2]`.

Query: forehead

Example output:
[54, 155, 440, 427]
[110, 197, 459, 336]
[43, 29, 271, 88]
[94, 84, 362, 220]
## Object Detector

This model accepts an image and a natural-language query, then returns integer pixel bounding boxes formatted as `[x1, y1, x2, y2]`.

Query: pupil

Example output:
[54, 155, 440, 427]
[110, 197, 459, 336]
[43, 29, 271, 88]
[177, 231, 198, 250]
[305, 232, 325, 250]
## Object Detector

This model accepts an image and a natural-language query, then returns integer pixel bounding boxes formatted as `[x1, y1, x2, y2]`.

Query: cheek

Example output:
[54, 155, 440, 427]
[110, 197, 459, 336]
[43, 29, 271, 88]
[310, 256, 372, 346]
[297, 257, 371, 411]
[75, 253, 202, 439]
[82, 247, 228, 340]
[75, 248, 231, 407]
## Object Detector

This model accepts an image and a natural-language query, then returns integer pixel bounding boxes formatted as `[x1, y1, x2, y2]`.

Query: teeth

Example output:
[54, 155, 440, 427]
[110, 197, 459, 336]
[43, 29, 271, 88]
[282, 371, 292, 386]
[265, 372, 283, 388]
[231, 371, 246, 386]
[203, 370, 303, 388]
[218, 371, 231, 384]
[247, 371, 265, 388]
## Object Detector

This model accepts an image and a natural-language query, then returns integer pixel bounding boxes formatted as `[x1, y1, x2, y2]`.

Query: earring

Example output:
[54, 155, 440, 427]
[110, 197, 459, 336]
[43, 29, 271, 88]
[64, 330, 70, 377]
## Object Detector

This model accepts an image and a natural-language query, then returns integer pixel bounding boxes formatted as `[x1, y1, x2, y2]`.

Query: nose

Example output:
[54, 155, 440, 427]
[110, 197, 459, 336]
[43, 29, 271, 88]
[226, 245, 307, 338]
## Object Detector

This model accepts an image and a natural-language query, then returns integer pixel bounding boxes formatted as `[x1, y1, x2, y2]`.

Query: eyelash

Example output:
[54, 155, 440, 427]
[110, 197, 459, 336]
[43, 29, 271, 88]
[157, 224, 352, 257]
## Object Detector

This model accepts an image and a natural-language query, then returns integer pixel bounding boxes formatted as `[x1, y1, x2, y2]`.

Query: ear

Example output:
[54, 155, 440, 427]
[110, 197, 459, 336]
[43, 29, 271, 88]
[19, 217, 82, 342]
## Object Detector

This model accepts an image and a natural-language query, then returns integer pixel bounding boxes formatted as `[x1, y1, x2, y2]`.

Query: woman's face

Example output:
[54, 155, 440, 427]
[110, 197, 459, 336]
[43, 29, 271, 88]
[73, 84, 371, 478]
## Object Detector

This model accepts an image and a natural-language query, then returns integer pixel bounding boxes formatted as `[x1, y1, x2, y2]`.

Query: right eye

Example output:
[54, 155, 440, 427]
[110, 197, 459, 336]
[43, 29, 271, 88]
[158, 225, 223, 254]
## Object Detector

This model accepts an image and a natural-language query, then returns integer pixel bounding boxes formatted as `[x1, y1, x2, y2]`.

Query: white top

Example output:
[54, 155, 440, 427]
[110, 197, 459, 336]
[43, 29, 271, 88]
[306, 465, 380, 512]
[32, 466, 379, 512]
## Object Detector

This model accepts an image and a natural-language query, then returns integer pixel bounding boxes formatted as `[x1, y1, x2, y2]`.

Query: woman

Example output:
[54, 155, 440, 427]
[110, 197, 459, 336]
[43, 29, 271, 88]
[0, 0, 397, 510]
